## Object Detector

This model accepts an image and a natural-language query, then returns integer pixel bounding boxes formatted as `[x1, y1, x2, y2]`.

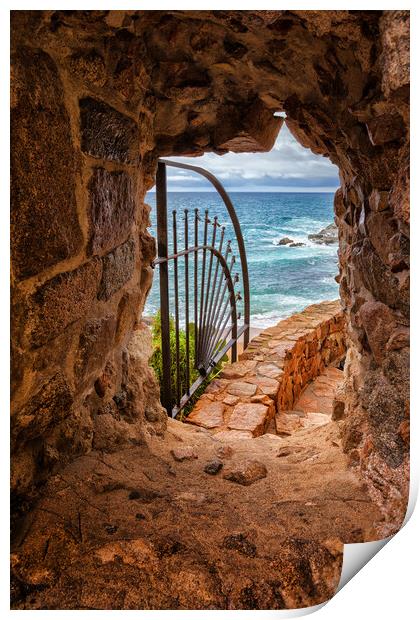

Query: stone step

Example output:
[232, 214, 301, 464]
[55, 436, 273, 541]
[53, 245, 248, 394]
[227, 403, 271, 437]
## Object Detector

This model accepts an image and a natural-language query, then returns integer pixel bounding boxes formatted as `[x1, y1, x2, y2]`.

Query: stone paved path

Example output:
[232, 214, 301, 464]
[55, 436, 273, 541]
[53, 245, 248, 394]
[185, 300, 346, 439]
[275, 366, 344, 435]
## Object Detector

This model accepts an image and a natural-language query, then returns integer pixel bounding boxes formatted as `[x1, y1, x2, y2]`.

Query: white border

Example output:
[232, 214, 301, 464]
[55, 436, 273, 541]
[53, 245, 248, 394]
[2, 3, 417, 618]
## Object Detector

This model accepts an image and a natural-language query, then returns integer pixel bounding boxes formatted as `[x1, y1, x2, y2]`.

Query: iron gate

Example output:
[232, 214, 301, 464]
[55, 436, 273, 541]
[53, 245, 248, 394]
[153, 159, 250, 417]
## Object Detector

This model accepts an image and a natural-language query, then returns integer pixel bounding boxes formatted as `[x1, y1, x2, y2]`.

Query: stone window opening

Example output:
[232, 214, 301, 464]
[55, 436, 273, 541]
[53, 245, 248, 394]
[145, 116, 341, 418]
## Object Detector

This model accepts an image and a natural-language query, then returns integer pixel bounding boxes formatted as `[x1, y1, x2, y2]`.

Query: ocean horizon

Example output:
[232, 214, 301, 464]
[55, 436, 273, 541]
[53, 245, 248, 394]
[145, 191, 339, 330]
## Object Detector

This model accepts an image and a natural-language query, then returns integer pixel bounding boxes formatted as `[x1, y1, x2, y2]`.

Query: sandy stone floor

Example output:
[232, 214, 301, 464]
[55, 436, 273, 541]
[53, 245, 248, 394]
[11, 368, 384, 610]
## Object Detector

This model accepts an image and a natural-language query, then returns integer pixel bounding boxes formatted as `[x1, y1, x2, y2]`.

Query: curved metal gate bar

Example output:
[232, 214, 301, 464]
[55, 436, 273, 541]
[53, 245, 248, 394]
[154, 159, 250, 418]
[159, 158, 250, 348]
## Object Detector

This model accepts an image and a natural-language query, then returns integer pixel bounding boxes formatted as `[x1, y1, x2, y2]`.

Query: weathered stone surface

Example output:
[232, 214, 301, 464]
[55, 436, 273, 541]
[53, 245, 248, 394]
[275, 412, 303, 436]
[223, 459, 268, 486]
[369, 189, 389, 212]
[11, 47, 83, 280]
[80, 97, 138, 163]
[226, 382, 257, 398]
[256, 362, 281, 379]
[216, 445, 234, 459]
[222, 533, 256, 557]
[380, 10, 410, 97]
[223, 394, 240, 406]
[11, 373, 73, 446]
[98, 238, 136, 301]
[332, 398, 345, 421]
[247, 376, 279, 398]
[213, 430, 253, 442]
[28, 260, 101, 348]
[358, 301, 396, 364]
[228, 403, 269, 437]
[204, 379, 228, 394]
[170, 446, 198, 462]
[387, 326, 409, 352]
[74, 315, 117, 382]
[69, 50, 107, 87]
[366, 113, 405, 145]
[175, 491, 207, 504]
[361, 369, 406, 469]
[353, 240, 408, 316]
[93, 413, 133, 452]
[88, 168, 136, 256]
[124, 326, 167, 434]
[214, 101, 283, 152]
[94, 361, 116, 398]
[204, 459, 223, 475]
[115, 292, 141, 346]
[301, 412, 330, 429]
[220, 360, 256, 379]
[186, 402, 225, 429]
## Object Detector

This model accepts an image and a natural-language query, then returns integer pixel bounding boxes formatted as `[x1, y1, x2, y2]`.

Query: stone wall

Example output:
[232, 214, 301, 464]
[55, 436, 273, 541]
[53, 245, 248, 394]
[187, 300, 346, 436]
[11, 10, 409, 529]
[11, 13, 167, 500]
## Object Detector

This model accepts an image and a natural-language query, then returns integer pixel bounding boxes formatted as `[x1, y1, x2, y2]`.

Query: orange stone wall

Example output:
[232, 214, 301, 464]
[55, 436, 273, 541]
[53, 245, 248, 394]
[242, 301, 346, 413]
[187, 300, 346, 438]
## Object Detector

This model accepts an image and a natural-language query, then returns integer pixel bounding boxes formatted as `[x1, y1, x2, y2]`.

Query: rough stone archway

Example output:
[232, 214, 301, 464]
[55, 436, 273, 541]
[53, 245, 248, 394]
[11, 9, 409, 544]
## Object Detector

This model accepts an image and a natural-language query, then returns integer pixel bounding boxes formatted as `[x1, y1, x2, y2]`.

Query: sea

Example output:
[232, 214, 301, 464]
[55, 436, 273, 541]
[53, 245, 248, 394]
[144, 192, 339, 330]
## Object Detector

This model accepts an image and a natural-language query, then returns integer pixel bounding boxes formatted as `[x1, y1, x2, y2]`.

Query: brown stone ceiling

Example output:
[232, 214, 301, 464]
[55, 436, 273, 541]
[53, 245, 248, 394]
[12, 10, 409, 186]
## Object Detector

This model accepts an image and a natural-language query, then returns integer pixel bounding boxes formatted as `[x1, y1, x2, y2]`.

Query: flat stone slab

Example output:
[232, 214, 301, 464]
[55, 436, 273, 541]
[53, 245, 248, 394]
[223, 394, 240, 406]
[226, 381, 257, 398]
[186, 402, 225, 429]
[246, 376, 279, 398]
[256, 362, 282, 379]
[220, 360, 256, 380]
[275, 412, 303, 436]
[228, 403, 269, 437]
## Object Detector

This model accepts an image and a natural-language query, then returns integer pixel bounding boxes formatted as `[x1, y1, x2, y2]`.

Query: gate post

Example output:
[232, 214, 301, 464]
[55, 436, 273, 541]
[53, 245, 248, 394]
[156, 162, 172, 415]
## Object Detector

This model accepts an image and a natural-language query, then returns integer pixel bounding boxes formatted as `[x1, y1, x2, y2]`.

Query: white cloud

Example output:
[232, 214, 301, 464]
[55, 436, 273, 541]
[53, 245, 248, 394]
[167, 174, 199, 182]
[160, 125, 339, 192]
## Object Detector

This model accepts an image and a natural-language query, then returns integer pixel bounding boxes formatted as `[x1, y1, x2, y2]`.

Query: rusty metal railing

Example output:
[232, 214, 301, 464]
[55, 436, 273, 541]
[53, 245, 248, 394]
[153, 159, 250, 418]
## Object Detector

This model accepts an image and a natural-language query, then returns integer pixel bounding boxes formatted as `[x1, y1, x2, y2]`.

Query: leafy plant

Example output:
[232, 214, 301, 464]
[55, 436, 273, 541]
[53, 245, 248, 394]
[149, 311, 227, 419]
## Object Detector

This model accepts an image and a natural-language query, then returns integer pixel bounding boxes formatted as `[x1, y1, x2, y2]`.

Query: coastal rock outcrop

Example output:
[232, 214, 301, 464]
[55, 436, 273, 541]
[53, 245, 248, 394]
[308, 223, 338, 245]
[276, 237, 306, 247]
[277, 237, 294, 245]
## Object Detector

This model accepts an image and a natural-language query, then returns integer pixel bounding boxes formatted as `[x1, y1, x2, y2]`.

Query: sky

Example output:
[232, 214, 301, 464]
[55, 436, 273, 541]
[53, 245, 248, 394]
[158, 123, 340, 193]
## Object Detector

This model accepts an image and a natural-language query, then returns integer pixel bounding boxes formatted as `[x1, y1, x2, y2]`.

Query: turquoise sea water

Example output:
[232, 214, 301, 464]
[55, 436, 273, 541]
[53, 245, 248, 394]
[145, 192, 339, 329]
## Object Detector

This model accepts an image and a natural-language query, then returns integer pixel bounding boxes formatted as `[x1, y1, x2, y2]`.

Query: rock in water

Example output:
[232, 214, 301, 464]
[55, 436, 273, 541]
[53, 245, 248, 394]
[289, 242, 305, 247]
[277, 237, 294, 245]
[223, 459, 267, 485]
[308, 223, 338, 245]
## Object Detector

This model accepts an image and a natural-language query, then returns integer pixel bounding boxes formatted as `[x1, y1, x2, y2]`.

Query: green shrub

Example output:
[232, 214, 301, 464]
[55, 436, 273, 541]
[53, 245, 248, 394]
[149, 311, 227, 419]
